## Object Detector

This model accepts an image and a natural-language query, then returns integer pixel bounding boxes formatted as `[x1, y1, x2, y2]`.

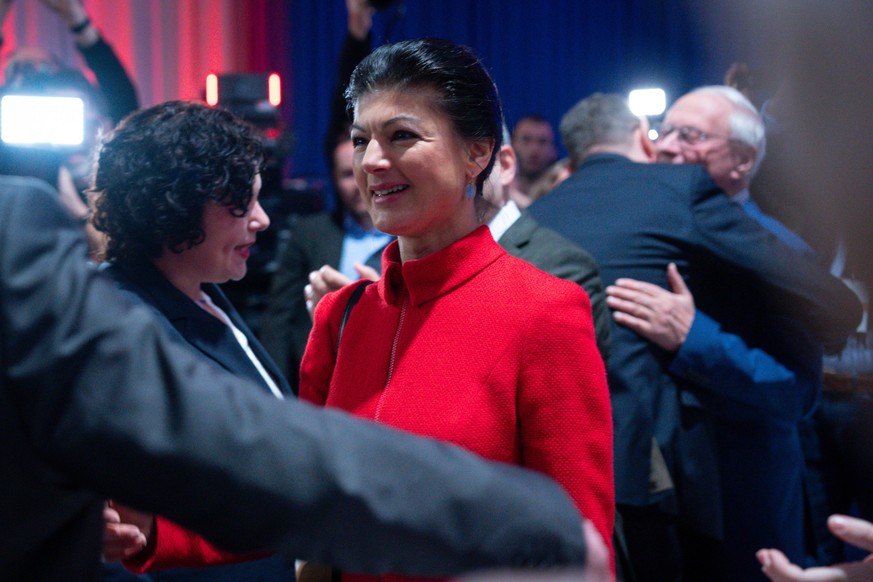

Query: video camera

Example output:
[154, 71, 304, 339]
[0, 58, 100, 189]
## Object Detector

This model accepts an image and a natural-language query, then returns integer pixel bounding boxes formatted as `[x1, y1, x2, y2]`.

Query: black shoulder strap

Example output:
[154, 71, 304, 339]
[336, 280, 373, 354]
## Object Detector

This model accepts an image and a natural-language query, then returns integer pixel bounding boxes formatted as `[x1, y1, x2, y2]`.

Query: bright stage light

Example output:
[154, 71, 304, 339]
[628, 88, 666, 117]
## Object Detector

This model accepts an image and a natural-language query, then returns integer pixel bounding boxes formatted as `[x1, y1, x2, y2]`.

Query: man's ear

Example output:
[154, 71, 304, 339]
[638, 126, 657, 162]
[731, 144, 757, 180]
[497, 145, 517, 188]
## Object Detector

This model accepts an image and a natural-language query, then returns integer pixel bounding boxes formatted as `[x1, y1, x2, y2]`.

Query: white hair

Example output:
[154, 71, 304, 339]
[689, 85, 767, 176]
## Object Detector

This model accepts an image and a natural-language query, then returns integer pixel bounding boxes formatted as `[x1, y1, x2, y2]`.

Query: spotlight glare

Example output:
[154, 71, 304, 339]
[629, 88, 666, 117]
[205, 73, 219, 106]
[268, 73, 282, 107]
[1, 95, 84, 146]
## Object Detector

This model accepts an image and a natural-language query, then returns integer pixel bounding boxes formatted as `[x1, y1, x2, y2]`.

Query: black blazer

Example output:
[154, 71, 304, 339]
[497, 211, 611, 364]
[103, 260, 292, 401]
[102, 261, 296, 580]
[529, 153, 861, 538]
[1, 177, 591, 579]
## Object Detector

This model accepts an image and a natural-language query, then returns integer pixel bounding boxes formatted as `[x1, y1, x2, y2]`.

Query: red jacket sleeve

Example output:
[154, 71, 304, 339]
[124, 516, 270, 572]
[517, 284, 614, 559]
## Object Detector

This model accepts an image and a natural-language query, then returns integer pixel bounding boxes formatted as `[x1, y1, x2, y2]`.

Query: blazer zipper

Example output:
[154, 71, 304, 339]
[375, 291, 408, 421]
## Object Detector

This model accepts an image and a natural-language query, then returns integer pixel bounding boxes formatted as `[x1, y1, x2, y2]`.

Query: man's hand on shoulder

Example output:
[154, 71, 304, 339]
[606, 262, 695, 352]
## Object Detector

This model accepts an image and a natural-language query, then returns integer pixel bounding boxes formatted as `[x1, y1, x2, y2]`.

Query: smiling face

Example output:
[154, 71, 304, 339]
[155, 173, 269, 299]
[655, 92, 755, 197]
[351, 88, 489, 260]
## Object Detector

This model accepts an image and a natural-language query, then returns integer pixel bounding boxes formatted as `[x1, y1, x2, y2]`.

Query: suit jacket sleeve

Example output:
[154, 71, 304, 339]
[1, 177, 587, 576]
[77, 36, 140, 125]
[689, 170, 861, 353]
[669, 311, 820, 422]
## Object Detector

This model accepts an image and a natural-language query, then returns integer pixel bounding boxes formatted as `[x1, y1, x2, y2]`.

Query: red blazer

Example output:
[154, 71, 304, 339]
[300, 226, 614, 582]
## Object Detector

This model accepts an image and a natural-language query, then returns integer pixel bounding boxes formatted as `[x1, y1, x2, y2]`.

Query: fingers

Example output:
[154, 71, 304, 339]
[666, 262, 691, 297]
[757, 548, 860, 582]
[610, 277, 663, 296]
[103, 504, 147, 562]
[606, 280, 670, 317]
[606, 293, 654, 322]
[354, 262, 381, 282]
[307, 265, 356, 319]
[828, 514, 873, 553]
[102, 522, 147, 562]
[309, 265, 353, 295]
[580, 520, 611, 581]
[103, 503, 121, 524]
[756, 549, 808, 582]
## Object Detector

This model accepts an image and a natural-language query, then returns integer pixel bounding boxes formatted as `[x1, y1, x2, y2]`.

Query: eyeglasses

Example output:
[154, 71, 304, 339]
[657, 124, 733, 145]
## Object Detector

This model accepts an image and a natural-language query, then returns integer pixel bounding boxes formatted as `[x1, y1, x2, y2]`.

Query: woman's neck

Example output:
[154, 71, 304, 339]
[151, 254, 203, 302]
[398, 222, 478, 263]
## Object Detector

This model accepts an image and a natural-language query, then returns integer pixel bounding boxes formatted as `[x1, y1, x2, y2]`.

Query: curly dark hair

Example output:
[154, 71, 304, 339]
[91, 100, 264, 264]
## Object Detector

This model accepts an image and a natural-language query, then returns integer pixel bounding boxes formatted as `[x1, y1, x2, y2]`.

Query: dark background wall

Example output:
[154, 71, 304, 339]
[3, 0, 750, 187]
[286, 0, 750, 182]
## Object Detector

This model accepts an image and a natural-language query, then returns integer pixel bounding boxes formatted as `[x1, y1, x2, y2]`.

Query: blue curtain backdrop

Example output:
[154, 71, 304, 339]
[287, 0, 743, 186]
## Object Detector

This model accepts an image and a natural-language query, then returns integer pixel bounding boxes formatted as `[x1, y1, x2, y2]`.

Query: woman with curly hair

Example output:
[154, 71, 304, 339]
[91, 100, 297, 580]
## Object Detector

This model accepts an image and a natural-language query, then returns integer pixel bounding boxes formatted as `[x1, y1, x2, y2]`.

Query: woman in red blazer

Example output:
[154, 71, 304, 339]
[299, 38, 614, 582]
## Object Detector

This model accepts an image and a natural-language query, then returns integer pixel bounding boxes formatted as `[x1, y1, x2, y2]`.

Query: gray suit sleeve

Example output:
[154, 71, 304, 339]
[1, 177, 587, 576]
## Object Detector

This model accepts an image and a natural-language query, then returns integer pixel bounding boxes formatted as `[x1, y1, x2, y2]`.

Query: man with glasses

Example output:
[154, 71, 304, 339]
[606, 86, 828, 580]
[527, 92, 860, 582]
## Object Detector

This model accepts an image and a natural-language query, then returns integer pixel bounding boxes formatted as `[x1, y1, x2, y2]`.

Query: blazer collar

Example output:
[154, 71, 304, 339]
[104, 260, 292, 397]
[578, 152, 632, 171]
[106, 260, 221, 336]
[497, 212, 537, 251]
[378, 225, 505, 307]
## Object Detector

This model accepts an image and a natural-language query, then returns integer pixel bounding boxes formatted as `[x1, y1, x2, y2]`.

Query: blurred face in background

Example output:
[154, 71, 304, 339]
[511, 118, 557, 179]
[333, 138, 370, 226]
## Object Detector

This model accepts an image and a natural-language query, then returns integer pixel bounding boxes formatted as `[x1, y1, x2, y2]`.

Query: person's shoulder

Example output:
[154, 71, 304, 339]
[496, 251, 587, 300]
[525, 216, 593, 257]
[649, 162, 716, 189]
[98, 262, 157, 307]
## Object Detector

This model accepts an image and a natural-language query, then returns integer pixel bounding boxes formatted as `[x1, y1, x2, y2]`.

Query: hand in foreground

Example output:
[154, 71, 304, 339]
[757, 514, 873, 581]
[605, 262, 694, 352]
[305, 263, 380, 319]
[460, 520, 611, 582]
[102, 501, 154, 562]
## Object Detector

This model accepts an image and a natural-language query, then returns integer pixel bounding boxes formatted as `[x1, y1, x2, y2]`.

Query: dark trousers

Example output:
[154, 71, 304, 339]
[619, 504, 719, 582]
[802, 389, 873, 565]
